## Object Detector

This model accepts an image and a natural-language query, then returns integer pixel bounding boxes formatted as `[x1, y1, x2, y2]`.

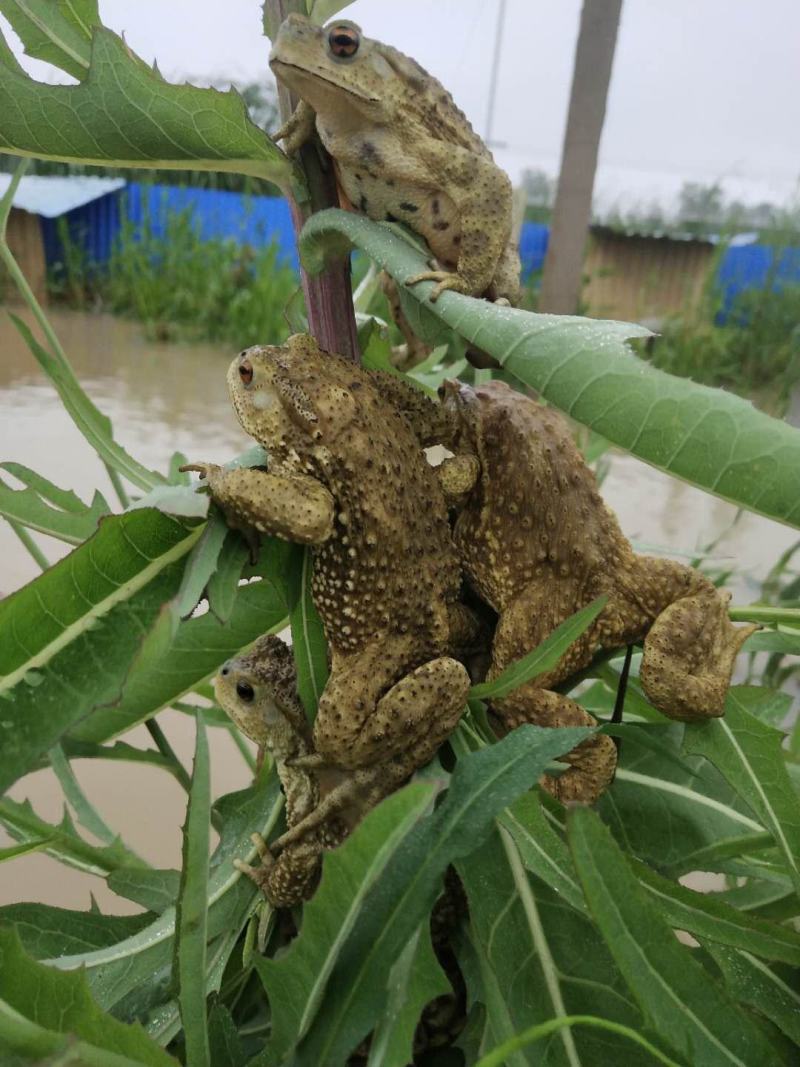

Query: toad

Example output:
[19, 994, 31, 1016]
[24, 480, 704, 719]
[214, 634, 348, 906]
[269, 14, 521, 305]
[183, 334, 471, 856]
[419, 380, 757, 804]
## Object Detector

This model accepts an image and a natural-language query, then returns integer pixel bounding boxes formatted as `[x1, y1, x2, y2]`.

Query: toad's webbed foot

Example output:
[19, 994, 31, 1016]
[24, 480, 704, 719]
[640, 589, 757, 722]
[493, 687, 617, 805]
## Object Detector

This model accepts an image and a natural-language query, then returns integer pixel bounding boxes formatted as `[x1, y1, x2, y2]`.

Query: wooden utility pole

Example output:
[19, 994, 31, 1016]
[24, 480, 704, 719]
[539, 0, 623, 314]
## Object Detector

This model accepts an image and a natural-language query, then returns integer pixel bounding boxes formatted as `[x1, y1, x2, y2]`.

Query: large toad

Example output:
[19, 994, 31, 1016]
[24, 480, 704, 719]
[184, 334, 470, 853]
[422, 380, 756, 804]
[269, 14, 520, 305]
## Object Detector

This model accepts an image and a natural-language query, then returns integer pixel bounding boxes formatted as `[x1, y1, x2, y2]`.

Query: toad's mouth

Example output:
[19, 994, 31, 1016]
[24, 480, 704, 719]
[269, 58, 380, 105]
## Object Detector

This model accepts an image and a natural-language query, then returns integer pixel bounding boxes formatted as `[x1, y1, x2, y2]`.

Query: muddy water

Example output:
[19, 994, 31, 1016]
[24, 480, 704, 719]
[0, 308, 797, 912]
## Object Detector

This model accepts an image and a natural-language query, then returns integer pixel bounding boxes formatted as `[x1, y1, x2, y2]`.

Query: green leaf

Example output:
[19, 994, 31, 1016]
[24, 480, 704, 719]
[0, 508, 202, 790]
[70, 571, 289, 743]
[0, 27, 296, 187]
[0, 903, 152, 959]
[0, 0, 97, 80]
[366, 923, 449, 1067]
[704, 942, 800, 1045]
[207, 1001, 246, 1067]
[300, 210, 800, 529]
[107, 868, 180, 914]
[458, 825, 659, 1067]
[129, 483, 210, 519]
[306, 0, 355, 25]
[175, 716, 211, 1067]
[288, 544, 329, 718]
[0, 797, 145, 877]
[176, 509, 229, 618]
[0, 927, 176, 1066]
[207, 532, 249, 624]
[683, 688, 800, 896]
[0, 462, 109, 544]
[255, 781, 439, 1066]
[293, 725, 592, 1067]
[0, 838, 53, 863]
[10, 315, 161, 492]
[568, 807, 781, 1067]
[598, 724, 766, 872]
[45, 775, 282, 1015]
[470, 596, 607, 700]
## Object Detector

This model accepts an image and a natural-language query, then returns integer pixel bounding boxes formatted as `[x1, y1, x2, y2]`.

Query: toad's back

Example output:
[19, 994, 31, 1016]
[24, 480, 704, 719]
[454, 382, 630, 611]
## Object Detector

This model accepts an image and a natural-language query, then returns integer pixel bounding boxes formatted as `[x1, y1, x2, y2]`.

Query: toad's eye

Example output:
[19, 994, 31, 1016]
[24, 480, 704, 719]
[236, 681, 255, 702]
[437, 383, 447, 400]
[238, 359, 253, 385]
[328, 24, 359, 58]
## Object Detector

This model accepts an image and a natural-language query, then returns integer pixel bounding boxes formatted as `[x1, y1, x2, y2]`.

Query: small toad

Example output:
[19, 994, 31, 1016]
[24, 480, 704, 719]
[184, 334, 470, 856]
[214, 634, 348, 907]
[269, 14, 520, 305]
[427, 380, 757, 804]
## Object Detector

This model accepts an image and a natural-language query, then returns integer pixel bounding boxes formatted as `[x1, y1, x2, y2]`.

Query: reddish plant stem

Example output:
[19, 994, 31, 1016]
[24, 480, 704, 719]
[268, 0, 360, 363]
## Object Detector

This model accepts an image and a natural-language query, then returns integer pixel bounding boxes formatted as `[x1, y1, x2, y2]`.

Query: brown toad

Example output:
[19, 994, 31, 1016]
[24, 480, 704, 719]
[424, 380, 756, 804]
[184, 334, 470, 852]
[214, 634, 349, 906]
[269, 14, 521, 304]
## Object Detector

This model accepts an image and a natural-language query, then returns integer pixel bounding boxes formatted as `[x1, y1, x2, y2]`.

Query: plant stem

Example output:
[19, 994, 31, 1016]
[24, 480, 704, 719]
[145, 718, 191, 792]
[266, 0, 360, 362]
[729, 605, 800, 624]
[8, 520, 49, 571]
[473, 1015, 682, 1067]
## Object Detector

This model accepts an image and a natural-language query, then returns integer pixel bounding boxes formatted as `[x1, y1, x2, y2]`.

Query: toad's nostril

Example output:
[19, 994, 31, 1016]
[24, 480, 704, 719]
[220, 665, 230, 676]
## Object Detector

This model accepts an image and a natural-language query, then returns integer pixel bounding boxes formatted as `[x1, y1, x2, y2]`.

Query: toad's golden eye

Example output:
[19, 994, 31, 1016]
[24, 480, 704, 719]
[238, 359, 253, 385]
[328, 24, 360, 58]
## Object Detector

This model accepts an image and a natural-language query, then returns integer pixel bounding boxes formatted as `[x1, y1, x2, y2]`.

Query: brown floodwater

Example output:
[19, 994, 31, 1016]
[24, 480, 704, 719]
[0, 307, 797, 913]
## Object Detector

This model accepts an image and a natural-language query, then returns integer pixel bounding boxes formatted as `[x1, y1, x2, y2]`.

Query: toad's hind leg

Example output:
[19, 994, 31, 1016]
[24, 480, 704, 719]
[640, 588, 757, 722]
[314, 655, 470, 772]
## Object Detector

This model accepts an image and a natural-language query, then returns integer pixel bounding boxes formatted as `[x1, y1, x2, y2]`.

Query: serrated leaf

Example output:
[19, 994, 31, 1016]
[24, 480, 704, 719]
[683, 688, 800, 896]
[0, 508, 202, 790]
[294, 725, 592, 1067]
[288, 544, 328, 718]
[0, 927, 176, 1066]
[366, 922, 449, 1067]
[568, 807, 781, 1067]
[45, 775, 282, 1014]
[0, 796, 145, 877]
[300, 210, 800, 529]
[70, 567, 289, 744]
[0, 475, 108, 544]
[255, 782, 438, 1066]
[0, 0, 97, 80]
[107, 868, 181, 914]
[470, 596, 606, 700]
[457, 825, 660, 1067]
[0, 27, 296, 188]
[0, 903, 152, 959]
[704, 942, 800, 1045]
[175, 715, 211, 1067]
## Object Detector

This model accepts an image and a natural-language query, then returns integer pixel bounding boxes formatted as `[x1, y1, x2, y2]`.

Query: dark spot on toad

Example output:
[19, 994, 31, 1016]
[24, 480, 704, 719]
[399, 201, 418, 213]
[358, 194, 369, 213]
[433, 220, 450, 231]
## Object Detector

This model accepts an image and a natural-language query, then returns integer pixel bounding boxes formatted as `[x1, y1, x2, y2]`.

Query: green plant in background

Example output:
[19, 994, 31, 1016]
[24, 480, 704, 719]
[0, 4, 800, 1067]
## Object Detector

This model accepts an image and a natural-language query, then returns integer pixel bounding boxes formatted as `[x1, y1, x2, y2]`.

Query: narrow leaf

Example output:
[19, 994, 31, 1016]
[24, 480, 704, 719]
[0, 903, 152, 959]
[207, 532, 249, 624]
[705, 942, 800, 1045]
[470, 596, 606, 700]
[288, 544, 328, 717]
[683, 688, 800, 896]
[0, 927, 176, 1066]
[107, 868, 181, 914]
[176, 509, 229, 618]
[175, 715, 211, 1067]
[568, 807, 781, 1067]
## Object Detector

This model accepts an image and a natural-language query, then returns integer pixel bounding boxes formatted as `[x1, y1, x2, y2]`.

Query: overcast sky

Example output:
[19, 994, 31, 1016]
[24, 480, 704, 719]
[3, 0, 799, 209]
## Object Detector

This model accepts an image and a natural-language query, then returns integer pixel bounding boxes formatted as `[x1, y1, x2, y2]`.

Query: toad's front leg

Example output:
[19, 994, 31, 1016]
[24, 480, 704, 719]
[235, 832, 322, 908]
[640, 586, 757, 721]
[180, 463, 334, 545]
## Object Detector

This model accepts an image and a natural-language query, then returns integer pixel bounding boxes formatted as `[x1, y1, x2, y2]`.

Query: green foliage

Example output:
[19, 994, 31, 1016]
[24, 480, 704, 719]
[100, 205, 299, 347]
[1, 3, 799, 1064]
